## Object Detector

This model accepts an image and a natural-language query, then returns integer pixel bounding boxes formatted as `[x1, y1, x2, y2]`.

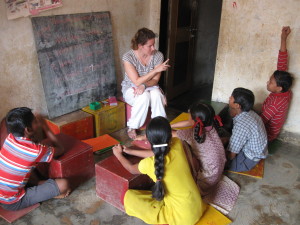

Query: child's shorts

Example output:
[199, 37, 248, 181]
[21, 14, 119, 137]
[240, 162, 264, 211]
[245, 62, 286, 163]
[0, 179, 60, 211]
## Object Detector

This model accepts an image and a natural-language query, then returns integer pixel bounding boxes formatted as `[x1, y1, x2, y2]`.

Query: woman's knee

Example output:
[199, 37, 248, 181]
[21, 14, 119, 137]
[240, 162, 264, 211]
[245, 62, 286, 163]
[150, 89, 163, 101]
[134, 92, 150, 105]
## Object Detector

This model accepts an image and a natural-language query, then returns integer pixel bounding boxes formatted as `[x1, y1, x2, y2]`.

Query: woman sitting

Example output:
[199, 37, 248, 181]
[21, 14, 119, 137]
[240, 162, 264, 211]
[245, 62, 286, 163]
[121, 27, 170, 139]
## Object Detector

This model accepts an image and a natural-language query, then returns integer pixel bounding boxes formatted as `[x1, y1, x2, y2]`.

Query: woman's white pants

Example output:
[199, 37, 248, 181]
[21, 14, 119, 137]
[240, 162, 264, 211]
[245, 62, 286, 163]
[124, 88, 166, 129]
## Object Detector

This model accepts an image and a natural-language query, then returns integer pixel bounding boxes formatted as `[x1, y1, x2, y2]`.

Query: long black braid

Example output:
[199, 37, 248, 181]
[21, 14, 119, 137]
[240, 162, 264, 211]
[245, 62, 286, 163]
[146, 116, 171, 201]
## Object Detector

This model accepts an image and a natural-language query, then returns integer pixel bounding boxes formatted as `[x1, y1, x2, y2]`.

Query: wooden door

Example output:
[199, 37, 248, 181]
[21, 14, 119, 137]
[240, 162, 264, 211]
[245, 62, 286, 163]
[164, 0, 199, 99]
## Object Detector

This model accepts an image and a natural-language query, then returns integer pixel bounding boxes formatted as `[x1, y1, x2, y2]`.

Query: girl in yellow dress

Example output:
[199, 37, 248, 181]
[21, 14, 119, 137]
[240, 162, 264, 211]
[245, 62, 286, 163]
[112, 116, 206, 225]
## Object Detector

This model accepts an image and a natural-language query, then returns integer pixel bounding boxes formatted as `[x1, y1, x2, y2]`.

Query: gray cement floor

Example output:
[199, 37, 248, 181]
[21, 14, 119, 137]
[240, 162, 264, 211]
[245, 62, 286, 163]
[1, 107, 299, 225]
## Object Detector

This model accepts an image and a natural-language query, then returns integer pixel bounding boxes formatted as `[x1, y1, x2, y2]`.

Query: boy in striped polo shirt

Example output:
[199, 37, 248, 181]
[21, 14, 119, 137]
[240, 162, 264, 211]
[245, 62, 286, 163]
[261, 26, 294, 142]
[0, 107, 70, 211]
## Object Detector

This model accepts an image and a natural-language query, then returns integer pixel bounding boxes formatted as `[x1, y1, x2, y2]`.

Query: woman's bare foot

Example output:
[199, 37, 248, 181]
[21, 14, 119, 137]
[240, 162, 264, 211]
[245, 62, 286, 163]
[127, 128, 137, 139]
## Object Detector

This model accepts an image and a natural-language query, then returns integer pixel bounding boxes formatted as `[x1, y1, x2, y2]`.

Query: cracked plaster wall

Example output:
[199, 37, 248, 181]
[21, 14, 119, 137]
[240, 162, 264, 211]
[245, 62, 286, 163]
[213, 0, 300, 136]
[0, 0, 160, 119]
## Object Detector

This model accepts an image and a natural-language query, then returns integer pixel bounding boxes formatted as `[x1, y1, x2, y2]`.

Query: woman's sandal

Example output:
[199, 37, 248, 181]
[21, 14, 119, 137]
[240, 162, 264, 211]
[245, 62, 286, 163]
[127, 128, 137, 139]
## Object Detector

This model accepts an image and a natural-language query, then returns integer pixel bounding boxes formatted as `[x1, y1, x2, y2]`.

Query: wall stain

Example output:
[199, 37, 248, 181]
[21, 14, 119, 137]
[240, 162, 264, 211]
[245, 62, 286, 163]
[282, 162, 293, 168]
[85, 200, 104, 214]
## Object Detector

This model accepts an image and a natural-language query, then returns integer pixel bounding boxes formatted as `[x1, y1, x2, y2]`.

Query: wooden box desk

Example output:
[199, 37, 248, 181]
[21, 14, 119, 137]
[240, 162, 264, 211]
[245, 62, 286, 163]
[82, 100, 125, 136]
[95, 155, 154, 211]
[37, 133, 95, 189]
[46, 110, 94, 140]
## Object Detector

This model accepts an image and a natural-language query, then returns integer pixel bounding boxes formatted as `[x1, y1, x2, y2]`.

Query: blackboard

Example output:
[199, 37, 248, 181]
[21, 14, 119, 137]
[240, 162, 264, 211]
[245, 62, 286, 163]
[31, 12, 116, 119]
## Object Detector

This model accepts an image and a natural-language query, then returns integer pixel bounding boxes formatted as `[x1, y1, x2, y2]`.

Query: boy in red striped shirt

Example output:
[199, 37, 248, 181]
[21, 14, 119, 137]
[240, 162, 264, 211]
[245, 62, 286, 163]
[0, 107, 71, 211]
[261, 27, 294, 142]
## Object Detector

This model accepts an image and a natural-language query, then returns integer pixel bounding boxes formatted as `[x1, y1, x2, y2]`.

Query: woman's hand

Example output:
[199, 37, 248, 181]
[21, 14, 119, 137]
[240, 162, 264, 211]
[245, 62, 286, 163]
[133, 84, 146, 96]
[154, 59, 170, 73]
[112, 144, 123, 158]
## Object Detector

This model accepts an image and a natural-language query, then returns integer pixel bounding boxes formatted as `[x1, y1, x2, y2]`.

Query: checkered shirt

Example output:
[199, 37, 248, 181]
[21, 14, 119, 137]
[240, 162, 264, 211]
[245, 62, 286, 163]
[228, 110, 268, 160]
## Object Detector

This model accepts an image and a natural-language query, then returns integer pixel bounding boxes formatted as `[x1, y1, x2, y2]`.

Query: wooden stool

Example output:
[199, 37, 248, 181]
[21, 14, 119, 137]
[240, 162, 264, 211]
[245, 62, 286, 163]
[119, 97, 151, 130]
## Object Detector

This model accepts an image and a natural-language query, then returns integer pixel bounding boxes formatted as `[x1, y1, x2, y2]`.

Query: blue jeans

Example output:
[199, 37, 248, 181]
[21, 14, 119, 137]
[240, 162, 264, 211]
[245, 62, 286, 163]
[228, 151, 259, 172]
[0, 179, 60, 211]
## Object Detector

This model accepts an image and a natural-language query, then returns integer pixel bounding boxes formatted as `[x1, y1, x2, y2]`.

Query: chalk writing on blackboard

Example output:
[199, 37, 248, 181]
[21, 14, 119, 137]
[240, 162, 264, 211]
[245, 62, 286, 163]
[31, 12, 116, 119]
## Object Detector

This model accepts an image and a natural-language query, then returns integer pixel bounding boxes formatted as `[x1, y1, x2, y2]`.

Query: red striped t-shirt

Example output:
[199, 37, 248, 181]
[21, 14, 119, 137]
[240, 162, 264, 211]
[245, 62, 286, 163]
[0, 134, 54, 204]
[261, 50, 291, 141]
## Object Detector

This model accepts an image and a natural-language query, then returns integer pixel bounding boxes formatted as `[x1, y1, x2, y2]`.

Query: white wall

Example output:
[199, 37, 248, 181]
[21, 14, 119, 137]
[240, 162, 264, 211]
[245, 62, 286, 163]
[213, 0, 300, 138]
[0, 0, 161, 119]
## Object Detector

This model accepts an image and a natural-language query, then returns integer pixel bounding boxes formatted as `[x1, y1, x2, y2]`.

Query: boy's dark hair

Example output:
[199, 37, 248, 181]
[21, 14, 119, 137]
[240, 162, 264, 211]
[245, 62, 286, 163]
[6, 107, 35, 137]
[146, 116, 171, 201]
[189, 103, 220, 144]
[232, 88, 254, 112]
[273, 70, 294, 92]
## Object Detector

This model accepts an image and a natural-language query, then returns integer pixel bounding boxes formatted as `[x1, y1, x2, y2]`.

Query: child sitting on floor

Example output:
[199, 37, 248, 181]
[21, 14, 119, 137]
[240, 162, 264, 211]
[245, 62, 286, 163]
[171, 103, 239, 214]
[0, 107, 71, 211]
[227, 88, 268, 172]
[261, 26, 294, 142]
[112, 116, 206, 225]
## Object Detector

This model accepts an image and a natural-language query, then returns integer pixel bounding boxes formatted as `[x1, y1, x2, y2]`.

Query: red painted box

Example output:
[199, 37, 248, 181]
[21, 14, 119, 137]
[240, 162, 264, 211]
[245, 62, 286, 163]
[48, 133, 95, 188]
[95, 155, 154, 211]
[46, 110, 94, 140]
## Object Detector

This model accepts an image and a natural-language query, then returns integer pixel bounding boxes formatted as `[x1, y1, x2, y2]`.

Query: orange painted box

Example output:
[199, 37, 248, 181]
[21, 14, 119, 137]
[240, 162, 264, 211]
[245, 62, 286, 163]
[46, 110, 94, 140]
[82, 100, 125, 136]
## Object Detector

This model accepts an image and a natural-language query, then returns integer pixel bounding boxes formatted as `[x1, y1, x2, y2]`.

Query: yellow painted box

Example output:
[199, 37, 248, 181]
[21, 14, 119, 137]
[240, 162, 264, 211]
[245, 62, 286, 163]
[82, 100, 125, 136]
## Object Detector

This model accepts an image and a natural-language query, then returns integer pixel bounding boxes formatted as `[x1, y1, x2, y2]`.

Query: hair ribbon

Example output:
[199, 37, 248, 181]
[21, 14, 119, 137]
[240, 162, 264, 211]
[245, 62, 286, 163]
[193, 117, 204, 136]
[214, 115, 223, 127]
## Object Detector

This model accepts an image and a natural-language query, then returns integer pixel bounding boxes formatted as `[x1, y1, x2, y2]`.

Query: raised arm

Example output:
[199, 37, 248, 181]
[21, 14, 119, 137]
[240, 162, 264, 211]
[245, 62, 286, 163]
[277, 26, 291, 71]
[36, 115, 64, 158]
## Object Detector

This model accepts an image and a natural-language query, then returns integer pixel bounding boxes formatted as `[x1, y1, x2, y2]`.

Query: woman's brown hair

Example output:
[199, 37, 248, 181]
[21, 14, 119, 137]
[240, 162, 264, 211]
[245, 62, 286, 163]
[131, 28, 157, 50]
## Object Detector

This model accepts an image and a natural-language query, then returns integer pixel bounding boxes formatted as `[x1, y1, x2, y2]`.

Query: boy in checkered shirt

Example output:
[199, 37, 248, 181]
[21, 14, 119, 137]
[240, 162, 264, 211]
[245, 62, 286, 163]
[227, 88, 268, 172]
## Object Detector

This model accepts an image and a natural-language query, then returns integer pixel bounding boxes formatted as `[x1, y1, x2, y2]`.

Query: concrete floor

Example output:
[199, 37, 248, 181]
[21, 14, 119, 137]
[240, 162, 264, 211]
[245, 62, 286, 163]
[1, 107, 299, 225]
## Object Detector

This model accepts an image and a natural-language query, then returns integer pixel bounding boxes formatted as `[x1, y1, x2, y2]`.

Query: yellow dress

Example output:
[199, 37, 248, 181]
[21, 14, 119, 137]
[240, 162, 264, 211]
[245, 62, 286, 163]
[124, 137, 206, 225]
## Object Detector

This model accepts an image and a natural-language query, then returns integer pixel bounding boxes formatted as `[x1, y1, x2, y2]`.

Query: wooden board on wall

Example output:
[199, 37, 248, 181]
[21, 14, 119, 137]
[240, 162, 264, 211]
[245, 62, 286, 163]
[31, 12, 116, 119]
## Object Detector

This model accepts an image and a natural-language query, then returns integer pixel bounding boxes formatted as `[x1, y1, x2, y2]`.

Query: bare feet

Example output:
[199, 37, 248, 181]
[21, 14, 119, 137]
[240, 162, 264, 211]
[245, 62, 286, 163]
[54, 189, 71, 199]
[127, 128, 137, 139]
